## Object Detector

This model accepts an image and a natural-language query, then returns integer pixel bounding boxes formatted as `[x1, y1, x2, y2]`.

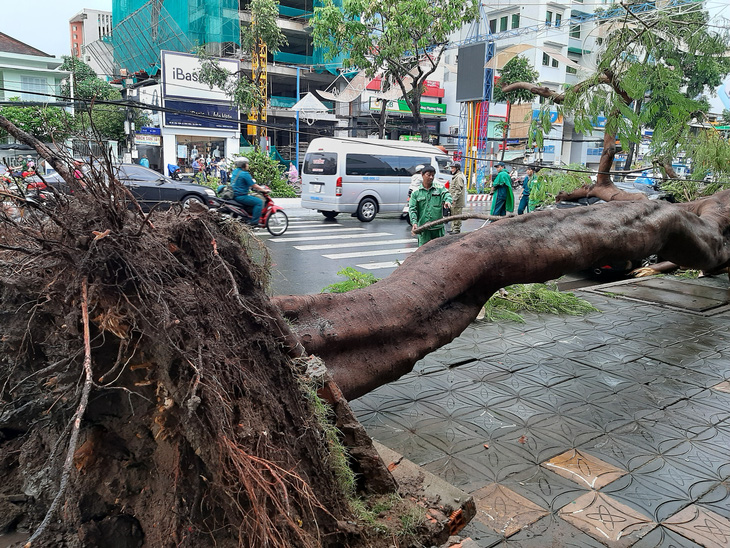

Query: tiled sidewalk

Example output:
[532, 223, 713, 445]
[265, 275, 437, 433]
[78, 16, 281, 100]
[350, 281, 730, 547]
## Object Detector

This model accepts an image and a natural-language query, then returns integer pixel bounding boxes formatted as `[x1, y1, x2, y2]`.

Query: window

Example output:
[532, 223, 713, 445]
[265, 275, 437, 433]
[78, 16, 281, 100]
[570, 25, 581, 38]
[597, 37, 604, 45]
[346, 154, 399, 177]
[555, 13, 562, 26]
[500, 16, 508, 32]
[542, 53, 550, 66]
[546, 11, 553, 26]
[552, 58, 559, 68]
[489, 19, 497, 33]
[512, 14, 520, 29]
[303, 152, 337, 175]
[566, 66, 578, 74]
[20, 76, 45, 101]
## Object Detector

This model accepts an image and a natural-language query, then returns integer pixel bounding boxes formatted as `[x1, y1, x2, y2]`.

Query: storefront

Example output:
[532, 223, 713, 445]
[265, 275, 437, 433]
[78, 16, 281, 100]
[157, 51, 241, 174]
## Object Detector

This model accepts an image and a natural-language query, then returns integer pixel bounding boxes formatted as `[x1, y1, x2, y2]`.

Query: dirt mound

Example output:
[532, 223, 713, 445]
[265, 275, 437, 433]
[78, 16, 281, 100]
[0, 186, 351, 547]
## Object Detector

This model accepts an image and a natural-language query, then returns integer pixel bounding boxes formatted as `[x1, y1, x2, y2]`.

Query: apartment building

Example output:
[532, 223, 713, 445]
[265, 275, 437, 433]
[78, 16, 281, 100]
[69, 9, 113, 77]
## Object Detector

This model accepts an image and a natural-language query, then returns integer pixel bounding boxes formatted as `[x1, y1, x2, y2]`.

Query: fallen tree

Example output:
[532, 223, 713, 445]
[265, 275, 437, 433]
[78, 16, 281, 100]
[2, 114, 730, 546]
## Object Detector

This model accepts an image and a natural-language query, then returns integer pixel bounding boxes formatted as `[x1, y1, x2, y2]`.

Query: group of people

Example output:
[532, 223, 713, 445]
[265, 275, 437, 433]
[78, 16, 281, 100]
[408, 161, 538, 247]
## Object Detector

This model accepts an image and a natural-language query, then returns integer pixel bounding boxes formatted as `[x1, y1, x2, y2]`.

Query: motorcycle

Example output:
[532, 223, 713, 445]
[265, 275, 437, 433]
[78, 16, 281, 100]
[212, 187, 289, 236]
[168, 164, 182, 181]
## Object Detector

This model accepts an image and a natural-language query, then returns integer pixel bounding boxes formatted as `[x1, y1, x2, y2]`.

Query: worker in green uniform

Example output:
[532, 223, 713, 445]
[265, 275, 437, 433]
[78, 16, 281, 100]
[409, 165, 452, 247]
[490, 162, 514, 216]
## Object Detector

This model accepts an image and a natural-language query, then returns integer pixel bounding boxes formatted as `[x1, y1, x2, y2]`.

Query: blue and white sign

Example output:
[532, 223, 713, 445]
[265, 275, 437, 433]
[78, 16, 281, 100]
[164, 99, 239, 130]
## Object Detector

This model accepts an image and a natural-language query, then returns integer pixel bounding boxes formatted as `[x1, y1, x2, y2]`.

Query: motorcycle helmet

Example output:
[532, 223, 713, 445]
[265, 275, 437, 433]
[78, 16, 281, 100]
[234, 157, 249, 167]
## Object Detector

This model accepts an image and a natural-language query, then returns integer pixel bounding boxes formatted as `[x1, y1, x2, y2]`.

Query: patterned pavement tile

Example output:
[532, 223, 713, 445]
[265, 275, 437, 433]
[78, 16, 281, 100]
[499, 464, 588, 512]
[662, 504, 730, 548]
[542, 449, 627, 490]
[414, 416, 489, 456]
[600, 468, 698, 522]
[712, 381, 730, 393]
[631, 525, 704, 548]
[697, 481, 730, 521]
[558, 491, 656, 547]
[650, 342, 723, 368]
[470, 483, 549, 537]
[456, 517, 505, 547]
[497, 514, 607, 547]
[578, 432, 661, 473]
[606, 418, 691, 455]
[662, 396, 730, 428]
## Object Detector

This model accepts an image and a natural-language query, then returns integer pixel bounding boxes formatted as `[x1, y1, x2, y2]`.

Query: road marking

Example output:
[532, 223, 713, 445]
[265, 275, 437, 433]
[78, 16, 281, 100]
[356, 260, 404, 270]
[268, 232, 393, 242]
[282, 227, 367, 235]
[294, 238, 415, 251]
[323, 248, 417, 259]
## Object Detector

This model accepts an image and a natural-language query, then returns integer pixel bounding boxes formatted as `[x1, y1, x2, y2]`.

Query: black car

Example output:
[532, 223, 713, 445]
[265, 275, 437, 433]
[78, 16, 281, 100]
[29, 163, 218, 211]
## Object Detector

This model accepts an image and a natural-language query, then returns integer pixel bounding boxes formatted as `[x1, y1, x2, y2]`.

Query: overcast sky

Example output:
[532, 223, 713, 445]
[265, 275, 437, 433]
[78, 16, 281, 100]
[1, 0, 112, 58]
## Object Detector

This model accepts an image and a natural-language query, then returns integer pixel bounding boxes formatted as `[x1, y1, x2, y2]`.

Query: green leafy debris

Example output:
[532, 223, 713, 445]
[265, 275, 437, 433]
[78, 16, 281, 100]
[480, 283, 600, 323]
[322, 267, 379, 293]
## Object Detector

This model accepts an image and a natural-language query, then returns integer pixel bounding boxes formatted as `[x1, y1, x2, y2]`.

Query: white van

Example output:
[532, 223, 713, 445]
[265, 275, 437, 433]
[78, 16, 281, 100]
[301, 137, 451, 221]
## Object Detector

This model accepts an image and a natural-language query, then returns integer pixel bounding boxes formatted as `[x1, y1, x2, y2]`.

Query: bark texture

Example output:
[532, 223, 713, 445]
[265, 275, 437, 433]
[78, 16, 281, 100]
[274, 193, 730, 400]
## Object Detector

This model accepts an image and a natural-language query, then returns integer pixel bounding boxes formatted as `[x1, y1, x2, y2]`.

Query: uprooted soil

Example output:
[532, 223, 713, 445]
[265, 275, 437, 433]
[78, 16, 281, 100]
[0, 184, 360, 547]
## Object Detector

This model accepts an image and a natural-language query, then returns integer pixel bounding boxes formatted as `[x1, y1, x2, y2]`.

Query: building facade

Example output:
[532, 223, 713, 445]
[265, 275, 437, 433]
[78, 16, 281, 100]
[69, 9, 113, 77]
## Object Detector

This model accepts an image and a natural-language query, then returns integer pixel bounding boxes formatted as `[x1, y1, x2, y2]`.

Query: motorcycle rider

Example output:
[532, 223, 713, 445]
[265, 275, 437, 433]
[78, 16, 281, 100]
[231, 157, 267, 226]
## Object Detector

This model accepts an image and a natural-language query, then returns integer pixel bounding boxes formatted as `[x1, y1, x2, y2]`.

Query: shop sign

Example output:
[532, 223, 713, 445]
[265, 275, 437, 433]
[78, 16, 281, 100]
[138, 126, 161, 135]
[532, 110, 563, 124]
[368, 98, 446, 116]
[134, 134, 161, 146]
[161, 51, 239, 102]
[164, 99, 239, 130]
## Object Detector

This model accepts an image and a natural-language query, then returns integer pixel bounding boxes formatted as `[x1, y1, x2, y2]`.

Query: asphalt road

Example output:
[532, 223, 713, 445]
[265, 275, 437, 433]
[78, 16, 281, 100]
[261, 198, 605, 296]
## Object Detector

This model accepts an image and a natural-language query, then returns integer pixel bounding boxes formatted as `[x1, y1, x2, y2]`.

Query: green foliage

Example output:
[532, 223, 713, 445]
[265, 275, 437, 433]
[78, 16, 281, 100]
[322, 267, 379, 293]
[481, 283, 600, 323]
[0, 100, 75, 142]
[524, 4, 730, 178]
[493, 56, 539, 104]
[240, 0, 288, 54]
[60, 56, 118, 101]
[312, 0, 478, 136]
[529, 165, 591, 207]
[673, 269, 701, 279]
[246, 149, 297, 197]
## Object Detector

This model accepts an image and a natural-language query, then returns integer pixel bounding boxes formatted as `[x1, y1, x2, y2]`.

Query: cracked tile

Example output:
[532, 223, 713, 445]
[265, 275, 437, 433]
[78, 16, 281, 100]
[542, 449, 627, 490]
[470, 483, 549, 537]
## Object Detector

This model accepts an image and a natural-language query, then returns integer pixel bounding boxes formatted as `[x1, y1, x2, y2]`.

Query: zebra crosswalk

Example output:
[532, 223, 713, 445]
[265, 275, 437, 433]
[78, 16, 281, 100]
[265, 218, 418, 270]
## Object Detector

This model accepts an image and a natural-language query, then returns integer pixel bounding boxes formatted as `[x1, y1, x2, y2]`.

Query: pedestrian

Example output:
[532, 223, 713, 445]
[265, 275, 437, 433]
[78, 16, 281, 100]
[448, 162, 466, 234]
[409, 165, 452, 247]
[139, 155, 150, 168]
[517, 166, 535, 215]
[490, 162, 514, 217]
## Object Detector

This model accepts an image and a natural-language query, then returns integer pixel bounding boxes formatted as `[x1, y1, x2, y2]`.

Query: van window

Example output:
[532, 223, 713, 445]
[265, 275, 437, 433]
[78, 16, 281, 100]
[346, 154, 432, 177]
[303, 152, 337, 175]
[435, 156, 451, 173]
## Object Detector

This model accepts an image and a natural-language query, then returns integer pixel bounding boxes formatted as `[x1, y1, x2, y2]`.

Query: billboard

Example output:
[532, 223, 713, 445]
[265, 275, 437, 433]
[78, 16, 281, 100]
[164, 99, 239, 130]
[161, 51, 239, 102]
[456, 43, 487, 102]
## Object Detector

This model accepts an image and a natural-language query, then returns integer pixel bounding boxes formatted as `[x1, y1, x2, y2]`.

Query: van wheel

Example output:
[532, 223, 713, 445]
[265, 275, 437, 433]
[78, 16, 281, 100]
[322, 211, 339, 219]
[356, 198, 377, 222]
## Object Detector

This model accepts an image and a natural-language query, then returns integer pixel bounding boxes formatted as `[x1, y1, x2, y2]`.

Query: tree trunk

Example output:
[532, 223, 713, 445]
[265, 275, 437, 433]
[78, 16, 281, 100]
[377, 100, 388, 139]
[500, 102, 511, 162]
[274, 192, 730, 400]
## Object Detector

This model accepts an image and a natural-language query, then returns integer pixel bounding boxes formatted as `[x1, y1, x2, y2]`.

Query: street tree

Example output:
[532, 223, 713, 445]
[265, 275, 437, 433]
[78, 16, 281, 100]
[60, 56, 147, 144]
[311, 0, 479, 140]
[0, 100, 75, 143]
[492, 55, 539, 162]
[501, 1, 730, 202]
[197, 0, 287, 148]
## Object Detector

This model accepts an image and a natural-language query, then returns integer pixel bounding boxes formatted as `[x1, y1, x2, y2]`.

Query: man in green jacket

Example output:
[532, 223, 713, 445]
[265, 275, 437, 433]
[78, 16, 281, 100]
[409, 165, 452, 246]
[490, 162, 514, 216]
